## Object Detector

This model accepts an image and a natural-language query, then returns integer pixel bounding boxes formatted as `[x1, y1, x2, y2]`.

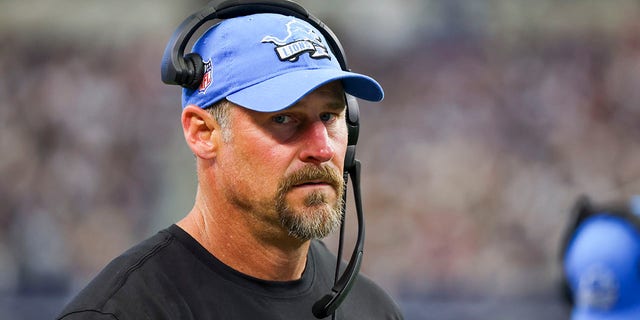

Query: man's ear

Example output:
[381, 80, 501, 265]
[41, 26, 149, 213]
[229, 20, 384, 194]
[181, 105, 220, 160]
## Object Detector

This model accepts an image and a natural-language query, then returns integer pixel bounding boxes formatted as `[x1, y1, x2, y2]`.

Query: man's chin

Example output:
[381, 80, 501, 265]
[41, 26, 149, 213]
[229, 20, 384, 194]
[279, 205, 341, 240]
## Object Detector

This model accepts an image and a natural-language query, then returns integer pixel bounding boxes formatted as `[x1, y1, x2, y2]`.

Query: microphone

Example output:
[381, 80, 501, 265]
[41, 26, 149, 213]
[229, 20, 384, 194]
[312, 160, 365, 318]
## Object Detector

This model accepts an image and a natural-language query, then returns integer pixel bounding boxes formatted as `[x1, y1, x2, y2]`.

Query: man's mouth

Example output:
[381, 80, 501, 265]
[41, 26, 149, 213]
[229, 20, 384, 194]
[295, 180, 332, 188]
[300, 180, 327, 185]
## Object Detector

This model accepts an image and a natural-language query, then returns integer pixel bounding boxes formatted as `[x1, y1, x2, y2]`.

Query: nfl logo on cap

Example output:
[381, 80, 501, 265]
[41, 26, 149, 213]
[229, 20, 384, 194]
[198, 60, 213, 93]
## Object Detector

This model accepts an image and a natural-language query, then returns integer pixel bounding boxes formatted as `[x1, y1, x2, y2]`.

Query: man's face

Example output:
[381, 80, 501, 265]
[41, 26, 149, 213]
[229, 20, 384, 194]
[215, 81, 348, 240]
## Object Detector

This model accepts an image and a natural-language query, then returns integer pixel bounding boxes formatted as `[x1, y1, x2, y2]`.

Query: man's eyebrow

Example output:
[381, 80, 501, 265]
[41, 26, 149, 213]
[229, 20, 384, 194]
[326, 100, 347, 111]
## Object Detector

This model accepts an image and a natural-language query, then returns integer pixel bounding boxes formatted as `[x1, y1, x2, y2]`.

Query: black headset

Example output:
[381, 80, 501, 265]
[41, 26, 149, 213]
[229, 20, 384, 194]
[161, 1, 365, 318]
[558, 195, 640, 305]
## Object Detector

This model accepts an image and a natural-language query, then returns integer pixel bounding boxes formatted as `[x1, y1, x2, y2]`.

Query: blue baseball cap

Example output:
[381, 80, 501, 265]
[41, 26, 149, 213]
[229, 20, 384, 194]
[181, 13, 384, 111]
[564, 214, 640, 320]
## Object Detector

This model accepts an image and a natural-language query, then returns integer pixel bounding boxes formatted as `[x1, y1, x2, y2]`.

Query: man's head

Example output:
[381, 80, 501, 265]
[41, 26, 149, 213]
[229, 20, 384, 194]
[562, 196, 640, 319]
[177, 12, 382, 241]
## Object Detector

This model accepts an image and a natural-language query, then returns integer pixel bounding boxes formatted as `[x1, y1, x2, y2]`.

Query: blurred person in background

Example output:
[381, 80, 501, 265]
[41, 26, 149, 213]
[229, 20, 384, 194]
[55, 0, 403, 319]
[560, 195, 640, 319]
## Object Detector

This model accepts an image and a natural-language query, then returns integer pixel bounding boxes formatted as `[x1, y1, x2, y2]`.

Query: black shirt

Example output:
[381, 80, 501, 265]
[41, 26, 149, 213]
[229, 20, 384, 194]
[57, 225, 403, 319]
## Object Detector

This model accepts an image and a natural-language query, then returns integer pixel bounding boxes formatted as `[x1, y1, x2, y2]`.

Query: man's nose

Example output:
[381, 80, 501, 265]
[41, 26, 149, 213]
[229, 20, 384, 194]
[298, 121, 335, 164]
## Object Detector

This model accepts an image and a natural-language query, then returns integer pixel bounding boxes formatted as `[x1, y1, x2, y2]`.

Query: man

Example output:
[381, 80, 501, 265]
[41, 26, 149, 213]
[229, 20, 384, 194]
[562, 196, 640, 320]
[57, 2, 403, 319]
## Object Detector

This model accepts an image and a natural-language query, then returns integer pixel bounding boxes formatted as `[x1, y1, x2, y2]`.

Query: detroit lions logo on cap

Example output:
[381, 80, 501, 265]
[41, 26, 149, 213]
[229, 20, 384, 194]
[261, 19, 331, 62]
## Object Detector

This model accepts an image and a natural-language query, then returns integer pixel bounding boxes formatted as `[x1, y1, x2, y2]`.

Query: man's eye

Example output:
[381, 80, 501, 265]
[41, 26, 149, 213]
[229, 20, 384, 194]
[320, 113, 335, 122]
[273, 115, 292, 124]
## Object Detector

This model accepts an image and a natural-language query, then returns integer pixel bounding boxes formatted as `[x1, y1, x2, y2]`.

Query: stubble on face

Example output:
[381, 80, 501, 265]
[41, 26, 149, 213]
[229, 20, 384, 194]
[275, 165, 345, 240]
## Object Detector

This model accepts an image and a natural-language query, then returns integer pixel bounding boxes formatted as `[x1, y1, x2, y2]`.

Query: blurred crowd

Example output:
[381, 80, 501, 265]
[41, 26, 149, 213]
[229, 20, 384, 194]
[0, 34, 177, 292]
[2, 1, 640, 319]
[358, 17, 640, 298]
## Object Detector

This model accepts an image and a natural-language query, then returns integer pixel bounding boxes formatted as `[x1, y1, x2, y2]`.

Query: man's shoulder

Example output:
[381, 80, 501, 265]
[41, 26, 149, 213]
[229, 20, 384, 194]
[340, 267, 403, 319]
[349, 272, 404, 318]
[56, 228, 179, 319]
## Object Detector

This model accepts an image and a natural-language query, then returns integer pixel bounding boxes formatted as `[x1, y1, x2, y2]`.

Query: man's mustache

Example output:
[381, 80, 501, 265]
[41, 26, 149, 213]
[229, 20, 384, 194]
[278, 165, 343, 194]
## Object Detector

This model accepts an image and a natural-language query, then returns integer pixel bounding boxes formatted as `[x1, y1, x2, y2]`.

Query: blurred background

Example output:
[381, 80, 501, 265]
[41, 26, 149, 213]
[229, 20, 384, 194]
[2, 0, 640, 319]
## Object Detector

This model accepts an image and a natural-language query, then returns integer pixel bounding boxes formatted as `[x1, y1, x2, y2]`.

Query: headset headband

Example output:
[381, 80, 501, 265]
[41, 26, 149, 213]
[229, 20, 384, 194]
[561, 195, 640, 258]
[161, 0, 350, 89]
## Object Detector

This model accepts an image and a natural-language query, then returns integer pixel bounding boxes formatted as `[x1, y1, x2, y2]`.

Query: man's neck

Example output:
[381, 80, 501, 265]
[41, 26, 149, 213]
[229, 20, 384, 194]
[177, 189, 310, 281]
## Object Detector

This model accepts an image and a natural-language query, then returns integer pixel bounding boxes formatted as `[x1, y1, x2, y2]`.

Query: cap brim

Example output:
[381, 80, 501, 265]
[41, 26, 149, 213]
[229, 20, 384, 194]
[226, 68, 384, 112]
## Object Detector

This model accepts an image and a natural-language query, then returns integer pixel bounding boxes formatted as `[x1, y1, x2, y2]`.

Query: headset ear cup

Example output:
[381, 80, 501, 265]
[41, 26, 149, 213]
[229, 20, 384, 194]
[184, 53, 204, 90]
[346, 95, 360, 146]
[344, 95, 359, 171]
